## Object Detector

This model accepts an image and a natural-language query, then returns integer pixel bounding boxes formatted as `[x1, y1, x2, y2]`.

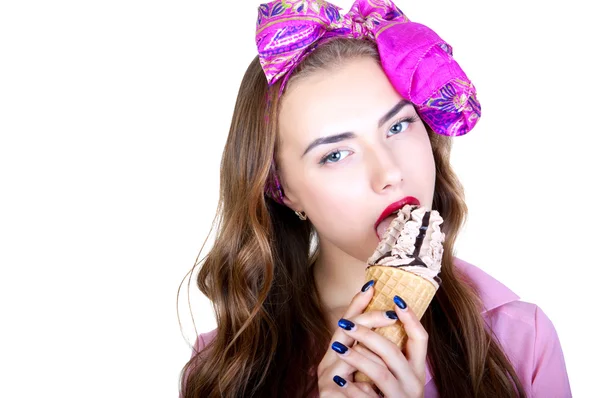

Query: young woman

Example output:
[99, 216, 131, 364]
[179, 0, 571, 396]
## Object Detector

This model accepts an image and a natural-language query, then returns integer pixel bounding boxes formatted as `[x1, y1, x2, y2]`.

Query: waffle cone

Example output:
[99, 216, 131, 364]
[354, 265, 437, 385]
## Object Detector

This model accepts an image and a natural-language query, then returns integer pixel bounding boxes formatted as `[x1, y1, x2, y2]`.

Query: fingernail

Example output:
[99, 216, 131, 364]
[361, 279, 375, 292]
[338, 318, 355, 331]
[333, 375, 347, 387]
[394, 295, 407, 311]
[331, 341, 348, 355]
[385, 310, 398, 320]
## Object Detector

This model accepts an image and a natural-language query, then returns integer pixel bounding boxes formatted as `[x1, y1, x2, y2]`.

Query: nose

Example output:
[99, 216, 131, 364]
[369, 145, 403, 194]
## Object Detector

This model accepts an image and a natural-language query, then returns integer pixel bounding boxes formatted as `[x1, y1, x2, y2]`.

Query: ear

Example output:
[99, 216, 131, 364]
[281, 191, 302, 212]
[279, 178, 303, 212]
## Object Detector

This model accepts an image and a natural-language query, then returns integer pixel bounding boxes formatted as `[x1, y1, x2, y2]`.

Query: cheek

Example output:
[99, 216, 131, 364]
[302, 174, 365, 220]
[406, 139, 436, 203]
[416, 144, 435, 180]
[308, 197, 376, 262]
[300, 174, 370, 237]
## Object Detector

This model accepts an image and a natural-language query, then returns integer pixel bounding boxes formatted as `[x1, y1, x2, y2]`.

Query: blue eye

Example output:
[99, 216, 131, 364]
[319, 149, 351, 165]
[387, 115, 418, 137]
[317, 115, 419, 166]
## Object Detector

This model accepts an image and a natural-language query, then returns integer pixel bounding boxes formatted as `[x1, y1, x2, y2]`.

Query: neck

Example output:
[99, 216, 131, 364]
[313, 236, 368, 334]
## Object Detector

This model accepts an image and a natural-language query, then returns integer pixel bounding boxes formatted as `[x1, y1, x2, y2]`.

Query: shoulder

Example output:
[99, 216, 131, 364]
[452, 256, 555, 341]
[452, 257, 521, 313]
[452, 257, 535, 354]
[453, 257, 572, 396]
[191, 328, 218, 355]
[486, 300, 571, 396]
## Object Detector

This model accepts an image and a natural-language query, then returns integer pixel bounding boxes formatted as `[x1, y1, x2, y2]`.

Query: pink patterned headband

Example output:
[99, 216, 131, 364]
[256, 0, 481, 205]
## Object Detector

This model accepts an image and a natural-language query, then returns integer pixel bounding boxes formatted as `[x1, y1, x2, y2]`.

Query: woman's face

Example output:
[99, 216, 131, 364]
[277, 56, 436, 262]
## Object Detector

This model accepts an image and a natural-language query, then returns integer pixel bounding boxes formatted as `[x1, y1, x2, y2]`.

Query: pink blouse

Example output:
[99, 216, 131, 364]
[185, 257, 572, 397]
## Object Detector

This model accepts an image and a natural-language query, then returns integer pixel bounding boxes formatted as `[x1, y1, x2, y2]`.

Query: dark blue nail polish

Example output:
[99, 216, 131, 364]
[338, 318, 355, 331]
[331, 341, 348, 354]
[394, 295, 407, 310]
[385, 310, 398, 320]
[333, 375, 347, 387]
[361, 279, 375, 292]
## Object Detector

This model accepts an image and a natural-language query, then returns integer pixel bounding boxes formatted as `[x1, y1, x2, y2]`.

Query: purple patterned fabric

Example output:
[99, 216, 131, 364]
[255, 0, 481, 205]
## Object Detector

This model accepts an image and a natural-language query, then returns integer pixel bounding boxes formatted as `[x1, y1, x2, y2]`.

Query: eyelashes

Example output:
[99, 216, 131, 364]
[318, 115, 419, 165]
[318, 149, 351, 165]
[386, 115, 418, 137]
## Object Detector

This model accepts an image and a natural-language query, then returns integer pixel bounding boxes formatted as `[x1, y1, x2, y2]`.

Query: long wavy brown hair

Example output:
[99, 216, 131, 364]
[179, 38, 527, 398]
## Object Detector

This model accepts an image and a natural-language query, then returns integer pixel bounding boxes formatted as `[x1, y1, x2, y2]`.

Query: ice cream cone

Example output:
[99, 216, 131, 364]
[353, 265, 437, 384]
[354, 204, 444, 385]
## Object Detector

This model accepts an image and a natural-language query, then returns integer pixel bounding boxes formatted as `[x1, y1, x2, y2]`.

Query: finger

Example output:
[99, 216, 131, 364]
[341, 279, 376, 319]
[333, 280, 378, 349]
[318, 361, 354, 397]
[354, 382, 380, 398]
[352, 343, 386, 367]
[393, 295, 429, 378]
[332, 341, 403, 397]
[332, 375, 373, 398]
[323, 356, 358, 381]
[339, 313, 415, 383]
[318, 280, 376, 378]
[339, 308, 398, 331]
[329, 279, 378, 349]
[336, 310, 403, 376]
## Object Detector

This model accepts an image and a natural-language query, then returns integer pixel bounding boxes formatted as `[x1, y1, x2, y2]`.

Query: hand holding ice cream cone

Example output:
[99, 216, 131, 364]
[353, 203, 445, 385]
[335, 296, 430, 397]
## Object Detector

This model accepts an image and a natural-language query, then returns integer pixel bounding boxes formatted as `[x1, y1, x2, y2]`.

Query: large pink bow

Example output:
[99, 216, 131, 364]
[255, 0, 481, 138]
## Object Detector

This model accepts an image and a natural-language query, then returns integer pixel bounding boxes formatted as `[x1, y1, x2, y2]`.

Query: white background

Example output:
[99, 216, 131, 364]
[0, 0, 597, 396]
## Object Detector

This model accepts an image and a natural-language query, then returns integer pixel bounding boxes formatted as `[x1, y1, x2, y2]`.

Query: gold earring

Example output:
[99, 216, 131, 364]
[295, 210, 307, 221]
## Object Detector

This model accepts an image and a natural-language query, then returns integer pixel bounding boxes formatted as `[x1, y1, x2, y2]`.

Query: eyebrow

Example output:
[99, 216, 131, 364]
[301, 99, 411, 157]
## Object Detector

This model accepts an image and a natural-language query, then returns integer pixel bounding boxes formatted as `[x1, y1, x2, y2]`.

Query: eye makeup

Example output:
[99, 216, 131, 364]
[317, 114, 419, 166]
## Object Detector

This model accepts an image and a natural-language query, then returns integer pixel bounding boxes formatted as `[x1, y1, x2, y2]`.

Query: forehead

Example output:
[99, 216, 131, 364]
[278, 57, 403, 147]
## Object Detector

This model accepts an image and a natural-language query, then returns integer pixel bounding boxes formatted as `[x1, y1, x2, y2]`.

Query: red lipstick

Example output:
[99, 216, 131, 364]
[374, 196, 420, 231]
